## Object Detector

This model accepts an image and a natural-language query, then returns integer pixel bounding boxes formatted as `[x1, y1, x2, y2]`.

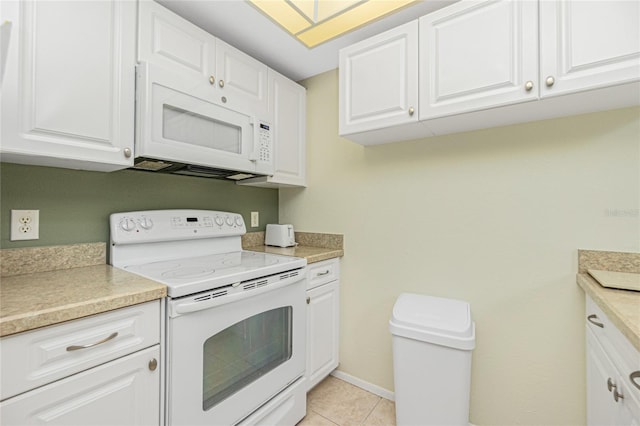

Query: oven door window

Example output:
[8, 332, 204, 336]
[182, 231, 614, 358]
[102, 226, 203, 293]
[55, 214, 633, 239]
[202, 306, 293, 411]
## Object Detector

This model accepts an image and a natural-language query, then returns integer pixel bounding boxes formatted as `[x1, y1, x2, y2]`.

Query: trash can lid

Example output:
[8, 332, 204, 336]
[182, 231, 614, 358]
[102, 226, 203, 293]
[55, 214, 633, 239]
[389, 293, 475, 350]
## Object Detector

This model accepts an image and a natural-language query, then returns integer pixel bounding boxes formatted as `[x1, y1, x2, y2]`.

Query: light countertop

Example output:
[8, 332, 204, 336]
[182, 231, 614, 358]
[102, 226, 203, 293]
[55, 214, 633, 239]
[577, 272, 640, 352]
[576, 249, 640, 352]
[247, 244, 343, 264]
[0, 264, 166, 337]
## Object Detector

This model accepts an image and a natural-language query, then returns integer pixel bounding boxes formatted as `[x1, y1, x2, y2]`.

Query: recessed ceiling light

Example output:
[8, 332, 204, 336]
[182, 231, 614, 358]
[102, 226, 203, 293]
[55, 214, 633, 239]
[248, 0, 420, 48]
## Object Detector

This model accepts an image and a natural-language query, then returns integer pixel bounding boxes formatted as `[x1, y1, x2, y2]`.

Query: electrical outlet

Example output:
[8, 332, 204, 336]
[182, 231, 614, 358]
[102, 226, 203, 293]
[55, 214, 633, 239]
[251, 211, 259, 228]
[11, 210, 40, 241]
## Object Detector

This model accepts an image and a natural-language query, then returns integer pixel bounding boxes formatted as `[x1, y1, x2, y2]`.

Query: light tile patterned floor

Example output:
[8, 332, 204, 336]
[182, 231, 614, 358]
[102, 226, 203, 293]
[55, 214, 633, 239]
[298, 376, 396, 426]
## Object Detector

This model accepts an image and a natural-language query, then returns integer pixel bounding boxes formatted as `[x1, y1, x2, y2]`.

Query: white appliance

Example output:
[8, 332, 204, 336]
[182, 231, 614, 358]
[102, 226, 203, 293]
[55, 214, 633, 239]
[133, 63, 273, 180]
[265, 224, 296, 248]
[110, 210, 307, 426]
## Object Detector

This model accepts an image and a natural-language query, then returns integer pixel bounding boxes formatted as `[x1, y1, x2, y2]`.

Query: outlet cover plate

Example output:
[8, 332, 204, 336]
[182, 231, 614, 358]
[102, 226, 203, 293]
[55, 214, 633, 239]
[251, 211, 259, 228]
[10, 210, 40, 241]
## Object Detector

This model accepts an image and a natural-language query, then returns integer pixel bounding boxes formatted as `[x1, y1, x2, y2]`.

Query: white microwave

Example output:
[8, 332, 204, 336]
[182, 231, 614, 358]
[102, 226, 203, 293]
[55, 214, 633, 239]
[133, 62, 273, 180]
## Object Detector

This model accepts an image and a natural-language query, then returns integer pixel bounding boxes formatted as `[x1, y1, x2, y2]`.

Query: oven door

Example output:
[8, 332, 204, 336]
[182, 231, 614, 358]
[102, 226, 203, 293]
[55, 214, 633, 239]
[166, 274, 306, 426]
[136, 62, 267, 175]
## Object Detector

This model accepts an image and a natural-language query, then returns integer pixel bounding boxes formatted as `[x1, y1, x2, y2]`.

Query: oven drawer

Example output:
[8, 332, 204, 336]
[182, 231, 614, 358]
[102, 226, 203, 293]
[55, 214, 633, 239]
[307, 258, 340, 290]
[0, 300, 160, 401]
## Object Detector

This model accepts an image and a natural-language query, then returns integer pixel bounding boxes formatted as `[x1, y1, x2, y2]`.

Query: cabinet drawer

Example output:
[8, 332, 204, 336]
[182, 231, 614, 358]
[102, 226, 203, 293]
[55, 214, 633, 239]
[1, 301, 160, 401]
[307, 259, 340, 290]
[586, 295, 640, 405]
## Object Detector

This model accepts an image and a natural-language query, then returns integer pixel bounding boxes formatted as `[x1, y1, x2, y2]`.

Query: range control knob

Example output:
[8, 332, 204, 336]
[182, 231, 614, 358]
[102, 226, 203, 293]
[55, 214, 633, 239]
[215, 216, 224, 226]
[225, 216, 234, 226]
[139, 217, 154, 230]
[119, 217, 136, 232]
[235, 217, 243, 227]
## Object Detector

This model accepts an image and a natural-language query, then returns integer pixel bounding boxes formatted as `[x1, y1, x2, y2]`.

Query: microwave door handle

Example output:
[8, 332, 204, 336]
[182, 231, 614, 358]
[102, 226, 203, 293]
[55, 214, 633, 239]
[248, 118, 258, 162]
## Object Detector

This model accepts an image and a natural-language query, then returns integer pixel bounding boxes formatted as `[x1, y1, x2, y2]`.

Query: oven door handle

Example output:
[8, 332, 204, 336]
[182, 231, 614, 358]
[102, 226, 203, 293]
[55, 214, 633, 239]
[170, 274, 305, 317]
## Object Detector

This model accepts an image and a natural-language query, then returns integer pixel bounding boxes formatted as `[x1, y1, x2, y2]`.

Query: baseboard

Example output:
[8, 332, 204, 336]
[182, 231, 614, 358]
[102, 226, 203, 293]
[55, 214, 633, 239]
[330, 370, 395, 401]
[329, 370, 476, 426]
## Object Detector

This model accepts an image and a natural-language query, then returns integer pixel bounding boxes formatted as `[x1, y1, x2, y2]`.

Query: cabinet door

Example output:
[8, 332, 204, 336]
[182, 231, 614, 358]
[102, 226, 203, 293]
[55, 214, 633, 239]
[216, 39, 269, 117]
[339, 21, 418, 135]
[540, 1, 640, 98]
[306, 280, 340, 391]
[419, 0, 538, 120]
[587, 328, 618, 426]
[138, 0, 216, 85]
[269, 70, 306, 187]
[0, 346, 160, 426]
[0, 0, 136, 172]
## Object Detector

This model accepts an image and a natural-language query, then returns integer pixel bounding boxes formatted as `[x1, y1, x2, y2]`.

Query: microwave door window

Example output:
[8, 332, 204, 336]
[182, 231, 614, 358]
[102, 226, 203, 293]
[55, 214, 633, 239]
[163, 105, 242, 154]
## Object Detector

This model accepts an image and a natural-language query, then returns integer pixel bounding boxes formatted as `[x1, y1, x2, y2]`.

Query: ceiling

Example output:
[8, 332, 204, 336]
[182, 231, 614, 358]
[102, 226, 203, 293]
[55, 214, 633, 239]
[157, 0, 457, 82]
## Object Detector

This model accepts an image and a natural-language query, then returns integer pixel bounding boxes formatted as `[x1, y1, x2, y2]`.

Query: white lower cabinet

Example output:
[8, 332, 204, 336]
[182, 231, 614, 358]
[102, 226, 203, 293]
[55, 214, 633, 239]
[0, 301, 161, 426]
[0, 346, 160, 426]
[306, 259, 340, 391]
[585, 295, 640, 425]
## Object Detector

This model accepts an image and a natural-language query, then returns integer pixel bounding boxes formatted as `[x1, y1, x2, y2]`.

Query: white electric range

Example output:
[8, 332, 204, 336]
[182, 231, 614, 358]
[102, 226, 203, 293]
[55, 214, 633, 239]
[110, 209, 308, 426]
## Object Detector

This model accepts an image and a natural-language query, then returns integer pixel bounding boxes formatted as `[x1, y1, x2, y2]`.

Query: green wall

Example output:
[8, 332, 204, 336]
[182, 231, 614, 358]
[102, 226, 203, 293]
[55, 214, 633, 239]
[0, 163, 278, 249]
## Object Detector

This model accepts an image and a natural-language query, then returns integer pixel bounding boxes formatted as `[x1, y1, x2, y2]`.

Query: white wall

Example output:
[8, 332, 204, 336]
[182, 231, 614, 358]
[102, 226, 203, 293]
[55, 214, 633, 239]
[280, 69, 640, 425]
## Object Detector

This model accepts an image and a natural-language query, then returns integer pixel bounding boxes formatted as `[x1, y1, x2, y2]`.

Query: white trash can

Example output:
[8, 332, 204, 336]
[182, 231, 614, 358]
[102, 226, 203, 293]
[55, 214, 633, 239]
[389, 293, 475, 426]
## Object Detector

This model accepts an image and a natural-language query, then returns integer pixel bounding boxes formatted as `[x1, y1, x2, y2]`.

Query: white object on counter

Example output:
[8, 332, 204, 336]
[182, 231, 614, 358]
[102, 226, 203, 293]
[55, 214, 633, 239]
[265, 224, 296, 247]
[588, 269, 640, 292]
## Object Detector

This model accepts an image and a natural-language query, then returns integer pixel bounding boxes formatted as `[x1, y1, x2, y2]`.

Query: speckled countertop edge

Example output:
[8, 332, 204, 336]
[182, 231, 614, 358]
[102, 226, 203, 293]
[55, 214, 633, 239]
[1, 261, 166, 337]
[576, 250, 640, 352]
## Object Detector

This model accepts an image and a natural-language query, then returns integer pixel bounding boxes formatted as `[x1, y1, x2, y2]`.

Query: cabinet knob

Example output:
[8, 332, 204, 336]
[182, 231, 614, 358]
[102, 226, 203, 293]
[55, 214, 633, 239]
[525, 81, 534, 91]
[607, 377, 616, 392]
[306, 296, 310, 305]
[613, 389, 624, 402]
[123, 148, 132, 158]
[587, 314, 604, 328]
[545, 76, 555, 87]
[408, 107, 415, 116]
[221, 96, 227, 104]
[219, 79, 225, 88]
[209, 76, 215, 85]
[149, 358, 158, 371]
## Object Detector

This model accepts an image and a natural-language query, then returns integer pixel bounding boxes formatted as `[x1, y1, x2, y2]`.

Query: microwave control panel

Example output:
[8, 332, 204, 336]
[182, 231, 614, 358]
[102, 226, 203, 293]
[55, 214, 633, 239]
[258, 122, 272, 164]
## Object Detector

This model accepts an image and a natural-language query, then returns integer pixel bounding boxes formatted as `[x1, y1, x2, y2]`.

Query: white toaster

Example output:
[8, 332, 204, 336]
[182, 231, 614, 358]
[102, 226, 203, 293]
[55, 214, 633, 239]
[265, 224, 296, 247]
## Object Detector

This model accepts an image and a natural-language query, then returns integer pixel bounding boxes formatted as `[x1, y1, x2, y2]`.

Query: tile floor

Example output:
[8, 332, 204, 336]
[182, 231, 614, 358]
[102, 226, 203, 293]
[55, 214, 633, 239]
[298, 376, 396, 426]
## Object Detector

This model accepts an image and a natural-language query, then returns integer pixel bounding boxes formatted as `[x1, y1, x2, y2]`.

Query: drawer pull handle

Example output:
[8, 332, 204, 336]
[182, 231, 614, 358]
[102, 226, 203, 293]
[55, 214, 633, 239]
[66, 332, 118, 351]
[317, 270, 330, 277]
[587, 314, 604, 328]
[306, 296, 310, 305]
[630, 371, 640, 391]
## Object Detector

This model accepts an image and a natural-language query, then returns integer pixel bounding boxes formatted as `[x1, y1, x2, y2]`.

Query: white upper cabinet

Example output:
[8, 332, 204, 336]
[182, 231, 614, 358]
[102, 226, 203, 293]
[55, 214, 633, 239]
[138, 1, 269, 118]
[138, 0, 215, 83]
[0, 0, 136, 171]
[540, 0, 640, 98]
[239, 70, 306, 188]
[339, 21, 419, 135]
[419, 0, 539, 119]
[215, 40, 269, 117]
[339, 0, 639, 144]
